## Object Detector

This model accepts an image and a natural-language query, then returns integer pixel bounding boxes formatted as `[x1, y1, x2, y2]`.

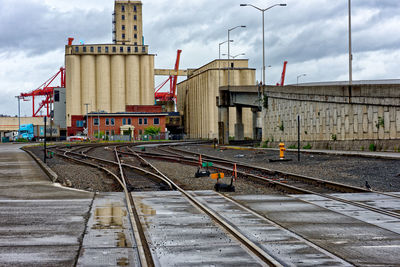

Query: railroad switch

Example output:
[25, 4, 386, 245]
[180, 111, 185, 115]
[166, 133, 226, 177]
[195, 168, 210, 178]
[195, 157, 212, 178]
[212, 172, 235, 192]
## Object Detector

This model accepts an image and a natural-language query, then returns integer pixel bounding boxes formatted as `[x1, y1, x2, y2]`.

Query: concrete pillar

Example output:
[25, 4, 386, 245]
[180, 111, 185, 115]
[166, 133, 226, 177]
[218, 106, 229, 144]
[252, 107, 258, 140]
[235, 106, 244, 140]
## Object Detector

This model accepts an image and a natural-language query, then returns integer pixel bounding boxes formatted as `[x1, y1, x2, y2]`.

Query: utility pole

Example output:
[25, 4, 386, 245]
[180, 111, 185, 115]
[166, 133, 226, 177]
[84, 103, 90, 138]
[44, 116, 47, 163]
[348, 0, 353, 85]
[15, 96, 21, 139]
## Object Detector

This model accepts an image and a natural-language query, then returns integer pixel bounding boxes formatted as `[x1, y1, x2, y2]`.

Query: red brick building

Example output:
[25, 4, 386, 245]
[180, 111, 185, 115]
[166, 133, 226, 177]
[67, 106, 168, 140]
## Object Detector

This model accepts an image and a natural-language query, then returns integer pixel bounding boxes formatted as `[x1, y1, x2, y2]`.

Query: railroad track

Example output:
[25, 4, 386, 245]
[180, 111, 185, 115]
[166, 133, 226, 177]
[125, 144, 400, 221]
[48, 143, 284, 266]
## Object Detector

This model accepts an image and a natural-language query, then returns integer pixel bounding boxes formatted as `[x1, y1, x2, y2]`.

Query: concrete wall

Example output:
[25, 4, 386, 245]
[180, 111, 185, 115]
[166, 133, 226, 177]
[114, 1, 143, 45]
[262, 84, 400, 151]
[65, 53, 155, 127]
[0, 117, 45, 131]
[177, 59, 256, 139]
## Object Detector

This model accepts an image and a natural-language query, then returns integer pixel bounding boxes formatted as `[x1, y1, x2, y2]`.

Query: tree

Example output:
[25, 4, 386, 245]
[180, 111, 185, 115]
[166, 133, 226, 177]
[144, 126, 161, 136]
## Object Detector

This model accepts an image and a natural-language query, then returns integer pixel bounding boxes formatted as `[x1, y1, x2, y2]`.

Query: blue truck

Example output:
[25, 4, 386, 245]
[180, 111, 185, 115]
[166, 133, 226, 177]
[19, 124, 60, 141]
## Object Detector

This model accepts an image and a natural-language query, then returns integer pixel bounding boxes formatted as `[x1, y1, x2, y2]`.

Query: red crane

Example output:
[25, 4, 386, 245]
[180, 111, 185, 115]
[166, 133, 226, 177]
[276, 61, 288, 86]
[19, 67, 65, 117]
[154, 49, 182, 102]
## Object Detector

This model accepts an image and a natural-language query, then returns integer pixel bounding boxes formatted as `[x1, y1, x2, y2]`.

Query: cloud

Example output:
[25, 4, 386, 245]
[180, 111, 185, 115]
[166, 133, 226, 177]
[0, 0, 399, 115]
[0, 0, 111, 56]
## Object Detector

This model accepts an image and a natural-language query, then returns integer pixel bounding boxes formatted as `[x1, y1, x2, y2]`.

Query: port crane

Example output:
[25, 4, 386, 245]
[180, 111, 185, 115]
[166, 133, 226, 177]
[19, 67, 65, 117]
[154, 49, 182, 103]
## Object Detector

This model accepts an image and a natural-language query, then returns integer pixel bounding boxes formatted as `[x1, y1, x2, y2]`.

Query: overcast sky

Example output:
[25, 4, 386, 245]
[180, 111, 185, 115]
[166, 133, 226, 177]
[1, 0, 399, 116]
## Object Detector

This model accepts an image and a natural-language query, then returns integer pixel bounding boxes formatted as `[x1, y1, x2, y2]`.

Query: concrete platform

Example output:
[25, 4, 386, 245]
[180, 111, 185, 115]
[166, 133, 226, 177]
[131, 191, 265, 266]
[76, 193, 140, 267]
[0, 143, 93, 266]
[132, 190, 351, 266]
[233, 193, 400, 266]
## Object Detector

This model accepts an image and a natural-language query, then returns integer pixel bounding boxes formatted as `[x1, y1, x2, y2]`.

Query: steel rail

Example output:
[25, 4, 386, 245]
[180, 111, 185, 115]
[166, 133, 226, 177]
[52, 147, 153, 266]
[130, 146, 400, 220]
[122, 147, 284, 266]
[114, 148, 154, 267]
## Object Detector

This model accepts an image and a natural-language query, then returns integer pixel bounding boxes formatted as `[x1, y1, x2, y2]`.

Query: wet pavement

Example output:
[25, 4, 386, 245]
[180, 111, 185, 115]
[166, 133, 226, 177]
[233, 193, 400, 266]
[3, 143, 400, 266]
[131, 191, 265, 266]
[132, 190, 351, 266]
[77, 193, 140, 266]
[0, 143, 93, 266]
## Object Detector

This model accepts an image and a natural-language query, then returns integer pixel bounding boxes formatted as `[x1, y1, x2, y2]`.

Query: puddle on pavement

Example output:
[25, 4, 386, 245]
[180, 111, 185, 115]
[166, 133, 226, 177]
[92, 203, 133, 248]
[138, 201, 156, 216]
[117, 232, 131, 247]
[93, 203, 127, 229]
[117, 257, 129, 266]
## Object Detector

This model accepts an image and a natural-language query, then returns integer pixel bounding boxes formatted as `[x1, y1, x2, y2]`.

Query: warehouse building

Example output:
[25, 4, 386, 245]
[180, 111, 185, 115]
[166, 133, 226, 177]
[177, 59, 256, 139]
[65, 0, 154, 129]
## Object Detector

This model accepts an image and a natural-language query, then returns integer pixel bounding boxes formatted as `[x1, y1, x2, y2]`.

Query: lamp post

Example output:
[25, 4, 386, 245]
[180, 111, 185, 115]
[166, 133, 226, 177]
[240, 3, 286, 86]
[227, 26, 246, 88]
[15, 96, 22, 139]
[348, 0, 352, 85]
[297, 74, 306, 86]
[219, 40, 233, 90]
[84, 103, 90, 138]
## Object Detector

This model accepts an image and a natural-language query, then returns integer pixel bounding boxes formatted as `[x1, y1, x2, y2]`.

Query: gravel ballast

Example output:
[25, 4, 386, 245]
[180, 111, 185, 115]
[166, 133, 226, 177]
[180, 145, 400, 192]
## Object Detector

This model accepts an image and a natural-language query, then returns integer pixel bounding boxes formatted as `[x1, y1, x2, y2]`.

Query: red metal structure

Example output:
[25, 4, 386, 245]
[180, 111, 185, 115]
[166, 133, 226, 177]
[154, 49, 182, 102]
[276, 61, 288, 86]
[19, 67, 65, 117]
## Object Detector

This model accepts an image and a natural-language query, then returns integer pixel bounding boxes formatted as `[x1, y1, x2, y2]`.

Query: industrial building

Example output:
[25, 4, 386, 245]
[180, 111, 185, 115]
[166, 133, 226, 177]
[68, 105, 167, 140]
[177, 59, 256, 139]
[65, 0, 154, 129]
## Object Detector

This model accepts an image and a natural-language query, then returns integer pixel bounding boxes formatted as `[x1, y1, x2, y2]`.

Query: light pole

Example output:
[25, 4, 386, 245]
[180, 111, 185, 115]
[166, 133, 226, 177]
[84, 103, 90, 138]
[297, 74, 306, 86]
[219, 40, 233, 90]
[228, 26, 246, 88]
[240, 3, 286, 85]
[15, 96, 22, 139]
[348, 0, 352, 85]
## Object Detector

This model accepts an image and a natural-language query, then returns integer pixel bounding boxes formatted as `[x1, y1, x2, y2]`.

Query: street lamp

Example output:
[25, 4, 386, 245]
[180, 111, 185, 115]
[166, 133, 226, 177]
[297, 74, 306, 86]
[348, 0, 352, 85]
[15, 96, 22, 139]
[240, 3, 286, 85]
[228, 25, 246, 88]
[219, 40, 234, 90]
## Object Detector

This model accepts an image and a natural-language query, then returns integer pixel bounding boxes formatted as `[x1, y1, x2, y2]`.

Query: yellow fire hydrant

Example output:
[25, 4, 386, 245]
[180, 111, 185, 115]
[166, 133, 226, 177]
[279, 143, 286, 159]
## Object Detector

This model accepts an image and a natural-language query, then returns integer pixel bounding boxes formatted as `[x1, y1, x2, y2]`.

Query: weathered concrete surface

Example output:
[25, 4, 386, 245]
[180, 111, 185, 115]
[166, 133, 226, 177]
[233, 194, 400, 266]
[131, 191, 265, 266]
[189, 191, 351, 266]
[76, 193, 140, 267]
[0, 143, 93, 266]
[293, 193, 400, 235]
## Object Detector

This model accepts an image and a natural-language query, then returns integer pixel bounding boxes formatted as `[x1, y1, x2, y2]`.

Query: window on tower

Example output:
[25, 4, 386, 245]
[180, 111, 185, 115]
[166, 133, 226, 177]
[122, 34, 125, 39]
[134, 34, 137, 39]
[134, 15, 137, 20]
[121, 5, 125, 11]
[122, 15, 125, 20]
[122, 25, 125, 30]
[134, 5, 137, 12]
[134, 25, 137, 31]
